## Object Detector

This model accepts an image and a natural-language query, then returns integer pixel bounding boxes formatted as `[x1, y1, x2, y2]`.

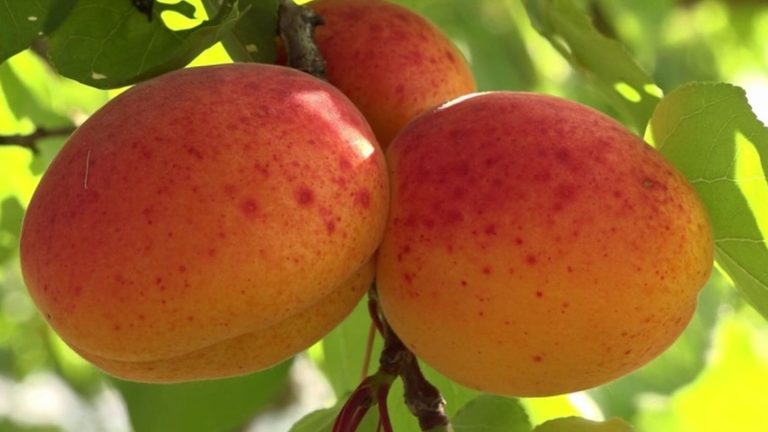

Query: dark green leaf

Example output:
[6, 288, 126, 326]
[47, 0, 242, 88]
[523, 0, 661, 132]
[113, 361, 291, 432]
[453, 395, 532, 432]
[648, 82, 768, 319]
[0, 0, 77, 63]
[202, 0, 279, 63]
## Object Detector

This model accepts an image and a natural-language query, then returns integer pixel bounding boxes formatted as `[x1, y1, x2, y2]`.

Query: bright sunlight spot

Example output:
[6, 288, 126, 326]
[289, 90, 376, 162]
[613, 82, 642, 103]
[734, 130, 768, 241]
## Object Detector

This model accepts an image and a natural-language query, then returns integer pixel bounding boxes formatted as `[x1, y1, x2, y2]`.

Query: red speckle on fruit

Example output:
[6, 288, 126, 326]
[240, 199, 259, 217]
[482, 266, 492, 275]
[484, 224, 497, 235]
[525, 255, 537, 266]
[296, 187, 314, 206]
[355, 189, 371, 208]
[535, 291, 544, 298]
[515, 237, 524, 245]
[326, 221, 336, 234]
[397, 245, 412, 262]
[403, 273, 414, 284]
[532, 355, 543, 363]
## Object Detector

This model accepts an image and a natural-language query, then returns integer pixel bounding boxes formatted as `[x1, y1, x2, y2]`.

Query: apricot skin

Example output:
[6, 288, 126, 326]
[377, 92, 713, 397]
[309, 0, 476, 147]
[20, 64, 389, 382]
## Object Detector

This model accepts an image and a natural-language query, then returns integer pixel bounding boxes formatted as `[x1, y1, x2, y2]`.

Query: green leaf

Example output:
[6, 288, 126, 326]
[533, 417, 634, 432]
[0, 0, 77, 63]
[648, 82, 768, 319]
[112, 361, 291, 432]
[453, 395, 532, 432]
[47, 0, 242, 89]
[523, 0, 661, 132]
[635, 307, 768, 431]
[0, 197, 25, 264]
[202, 0, 279, 63]
[289, 406, 338, 432]
[313, 299, 377, 396]
[289, 396, 380, 432]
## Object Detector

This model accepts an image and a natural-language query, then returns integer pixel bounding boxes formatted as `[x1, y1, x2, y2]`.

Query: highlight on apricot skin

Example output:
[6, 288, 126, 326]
[19, 63, 389, 382]
[376, 91, 714, 397]
[309, 0, 477, 148]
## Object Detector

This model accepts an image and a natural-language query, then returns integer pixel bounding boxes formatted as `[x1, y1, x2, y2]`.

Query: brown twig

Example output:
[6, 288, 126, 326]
[0, 126, 76, 154]
[333, 286, 453, 431]
[372, 286, 452, 431]
[277, 0, 326, 79]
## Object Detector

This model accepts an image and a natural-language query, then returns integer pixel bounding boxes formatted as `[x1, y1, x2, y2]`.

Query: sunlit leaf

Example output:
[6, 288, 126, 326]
[47, 0, 242, 88]
[635, 308, 768, 431]
[113, 361, 291, 432]
[453, 395, 532, 432]
[588, 269, 728, 418]
[533, 416, 634, 432]
[648, 82, 768, 319]
[523, 0, 661, 132]
[0, 0, 77, 63]
[0, 197, 24, 264]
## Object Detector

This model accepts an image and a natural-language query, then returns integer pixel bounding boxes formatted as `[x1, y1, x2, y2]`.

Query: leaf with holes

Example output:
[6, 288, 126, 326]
[0, 0, 77, 63]
[202, 0, 279, 63]
[523, 0, 661, 133]
[648, 82, 768, 319]
[47, 0, 242, 89]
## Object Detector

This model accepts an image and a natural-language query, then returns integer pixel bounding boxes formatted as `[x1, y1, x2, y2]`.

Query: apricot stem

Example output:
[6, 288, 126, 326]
[278, 0, 327, 79]
[370, 286, 453, 431]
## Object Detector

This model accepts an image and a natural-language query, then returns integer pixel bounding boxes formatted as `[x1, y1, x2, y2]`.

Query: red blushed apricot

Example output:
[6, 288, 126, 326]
[376, 92, 713, 396]
[20, 64, 389, 382]
[77, 261, 375, 383]
[308, 0, 476, 148]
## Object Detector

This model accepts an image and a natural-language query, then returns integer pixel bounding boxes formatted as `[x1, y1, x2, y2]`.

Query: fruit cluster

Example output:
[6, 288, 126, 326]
[19, 0, 713, 396]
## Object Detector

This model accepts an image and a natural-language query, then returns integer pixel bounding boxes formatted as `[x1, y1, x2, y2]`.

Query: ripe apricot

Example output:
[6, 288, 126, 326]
[20, 64, 389, 382]
[309, 0, 476, 147]
[377, 92, 713, 396]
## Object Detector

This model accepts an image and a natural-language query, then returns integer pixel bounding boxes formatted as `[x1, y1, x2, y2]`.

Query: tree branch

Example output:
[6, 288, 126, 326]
[277, 0, 326, 79]
[0, 126, 76, 154]
[371, 286, 453, 432]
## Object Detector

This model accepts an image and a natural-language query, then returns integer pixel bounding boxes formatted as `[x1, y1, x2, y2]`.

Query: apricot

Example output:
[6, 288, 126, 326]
[20, 64, 389, 382]
[309, 0, 476, 147]
[77, 261, 374, 382]
[376, 92, 713, 396]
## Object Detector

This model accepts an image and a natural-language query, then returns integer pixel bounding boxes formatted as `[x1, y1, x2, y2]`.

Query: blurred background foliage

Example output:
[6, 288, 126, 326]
[0, 0, 767, 431]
